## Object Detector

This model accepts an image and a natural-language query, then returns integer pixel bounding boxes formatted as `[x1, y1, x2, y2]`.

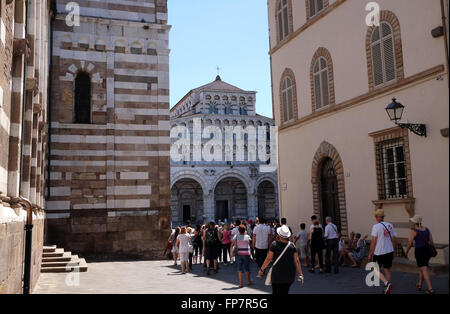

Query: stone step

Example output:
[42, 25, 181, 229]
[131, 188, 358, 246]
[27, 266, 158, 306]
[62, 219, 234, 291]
[42, 257, 81, 268]
[41, 258, 88, 273]
[42, 252, 72, 263]
[42, 248, 66, 258]
[43, 245, 57, 253]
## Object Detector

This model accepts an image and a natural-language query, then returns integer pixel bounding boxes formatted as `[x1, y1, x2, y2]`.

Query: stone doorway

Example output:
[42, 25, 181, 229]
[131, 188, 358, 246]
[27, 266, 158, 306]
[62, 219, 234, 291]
[216, 200, 229, 222]
[320, 158, 341, 231]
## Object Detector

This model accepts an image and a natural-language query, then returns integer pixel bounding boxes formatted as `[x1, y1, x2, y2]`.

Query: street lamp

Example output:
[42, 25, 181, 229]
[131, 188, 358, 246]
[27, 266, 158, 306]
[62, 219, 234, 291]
[385, 98, 427, 137]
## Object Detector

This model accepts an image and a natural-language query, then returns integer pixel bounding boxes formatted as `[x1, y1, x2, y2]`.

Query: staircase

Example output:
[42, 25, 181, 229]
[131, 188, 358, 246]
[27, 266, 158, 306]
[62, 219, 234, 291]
[41, 245, 88, 273]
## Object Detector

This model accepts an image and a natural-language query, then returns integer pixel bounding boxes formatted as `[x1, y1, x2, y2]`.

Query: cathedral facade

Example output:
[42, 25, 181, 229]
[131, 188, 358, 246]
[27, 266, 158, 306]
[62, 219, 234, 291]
[170, 76, 279, 226]
[46, 0, 171, 258]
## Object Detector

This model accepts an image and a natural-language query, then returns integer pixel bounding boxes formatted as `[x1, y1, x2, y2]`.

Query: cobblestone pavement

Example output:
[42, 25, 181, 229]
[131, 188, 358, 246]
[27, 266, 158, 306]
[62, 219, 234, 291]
[34, 259, 449, 294]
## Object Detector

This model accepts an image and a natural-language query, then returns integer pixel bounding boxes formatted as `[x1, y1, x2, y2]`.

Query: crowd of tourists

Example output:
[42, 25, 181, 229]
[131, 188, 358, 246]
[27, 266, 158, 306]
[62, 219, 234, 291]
[165, 210, 437, 295]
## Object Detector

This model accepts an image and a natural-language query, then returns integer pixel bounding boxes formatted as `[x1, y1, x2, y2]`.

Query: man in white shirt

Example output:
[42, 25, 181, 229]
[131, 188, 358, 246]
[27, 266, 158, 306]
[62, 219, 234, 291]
[368, 209, 396, 294]
[252, 218, 273, 270]
[324, 216, 340, 274]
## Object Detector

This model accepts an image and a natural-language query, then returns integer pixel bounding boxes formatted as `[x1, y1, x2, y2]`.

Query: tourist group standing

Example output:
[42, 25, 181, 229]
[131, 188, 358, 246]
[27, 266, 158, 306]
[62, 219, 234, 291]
[165, 210, 438, 294]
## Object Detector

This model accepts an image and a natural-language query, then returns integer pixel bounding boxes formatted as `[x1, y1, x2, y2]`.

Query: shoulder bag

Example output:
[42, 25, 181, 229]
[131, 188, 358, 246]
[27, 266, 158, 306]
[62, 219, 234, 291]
[265, 242, 292, 286]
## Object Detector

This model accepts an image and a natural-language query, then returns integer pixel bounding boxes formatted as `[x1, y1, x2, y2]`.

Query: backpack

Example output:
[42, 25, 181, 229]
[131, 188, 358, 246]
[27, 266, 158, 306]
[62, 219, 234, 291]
[205, 228, 218, 246]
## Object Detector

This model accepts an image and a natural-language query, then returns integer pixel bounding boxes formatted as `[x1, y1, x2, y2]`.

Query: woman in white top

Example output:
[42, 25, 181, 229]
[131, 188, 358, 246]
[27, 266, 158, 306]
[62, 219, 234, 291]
[176, 226, 192, 274]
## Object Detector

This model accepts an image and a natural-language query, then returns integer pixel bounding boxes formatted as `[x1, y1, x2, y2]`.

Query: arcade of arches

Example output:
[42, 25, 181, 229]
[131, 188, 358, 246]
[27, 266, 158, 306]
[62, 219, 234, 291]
[171, 176, 278, 226]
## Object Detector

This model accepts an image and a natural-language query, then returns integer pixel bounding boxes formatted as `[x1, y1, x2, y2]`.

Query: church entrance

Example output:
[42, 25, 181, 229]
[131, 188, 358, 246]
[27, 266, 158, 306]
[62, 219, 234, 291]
[215, 200, 229, 222]
[320, 158, 341, 231]
[182, 205, 191, 223]
[257, 180, 276, 220]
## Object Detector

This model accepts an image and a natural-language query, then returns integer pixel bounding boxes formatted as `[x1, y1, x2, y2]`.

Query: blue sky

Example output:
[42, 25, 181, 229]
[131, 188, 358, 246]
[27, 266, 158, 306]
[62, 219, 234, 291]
[168, 0, 273, 118]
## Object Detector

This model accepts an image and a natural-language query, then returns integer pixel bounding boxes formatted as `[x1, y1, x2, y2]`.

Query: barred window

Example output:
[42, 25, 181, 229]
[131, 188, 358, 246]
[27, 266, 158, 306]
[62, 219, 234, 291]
[376, 138, 408, 199]
[74, 72, 91, 124]
[277, 0, 290, 41]
[371, 21, 396, 87]
[309, 0, 324, 18]
[281, 77, 294, 122]
[313, 56, 330, 110]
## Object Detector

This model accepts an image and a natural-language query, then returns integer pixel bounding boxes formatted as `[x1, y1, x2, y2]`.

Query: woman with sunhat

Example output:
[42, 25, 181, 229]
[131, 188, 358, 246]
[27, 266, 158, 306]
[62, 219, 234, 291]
[405, 215, 435, 294]
[258, 225, 304, 294]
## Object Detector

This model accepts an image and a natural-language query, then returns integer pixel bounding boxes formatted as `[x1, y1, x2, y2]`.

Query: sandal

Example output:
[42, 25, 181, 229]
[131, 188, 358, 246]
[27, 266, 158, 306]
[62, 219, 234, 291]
[416, 283, 422, 291]
[425, 289, 435, 294]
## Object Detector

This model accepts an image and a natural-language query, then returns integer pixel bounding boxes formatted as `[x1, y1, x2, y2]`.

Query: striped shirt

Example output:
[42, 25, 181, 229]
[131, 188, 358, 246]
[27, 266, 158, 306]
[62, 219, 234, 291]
[233, 234, 251, 256]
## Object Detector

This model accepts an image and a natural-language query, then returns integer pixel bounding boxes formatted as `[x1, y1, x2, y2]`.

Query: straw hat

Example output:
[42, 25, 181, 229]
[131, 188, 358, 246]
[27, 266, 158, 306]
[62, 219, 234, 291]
[375, 209, 385, 217]
[410, 215, 423, 225]
[277, 225, 291, 238]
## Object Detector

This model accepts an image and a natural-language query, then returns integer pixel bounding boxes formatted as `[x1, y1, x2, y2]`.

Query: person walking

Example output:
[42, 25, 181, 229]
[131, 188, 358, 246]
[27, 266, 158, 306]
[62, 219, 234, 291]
[405, 215, 436, 294]
[187, 227, 194, 270]
[221, 223, 232, 265]
[252, 218, 272, 272]
[324, 217, 340, 274]
[169, 227, 180, 266]
[294, 223, 309, 267]
[203, 221, 219, 275]
[258, 225, 304, 294]
[176, 226, 191, 274]
[368, 209, 397, 294]
[308, 220, 324, 273]
[230, 225, 254, 288]
[193, 225, 203, 265]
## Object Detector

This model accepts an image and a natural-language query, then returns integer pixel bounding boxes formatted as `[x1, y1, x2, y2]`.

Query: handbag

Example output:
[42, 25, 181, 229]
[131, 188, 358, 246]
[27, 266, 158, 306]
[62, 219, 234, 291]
[265, 242, 292, 286]
[415, 228, 437, 258]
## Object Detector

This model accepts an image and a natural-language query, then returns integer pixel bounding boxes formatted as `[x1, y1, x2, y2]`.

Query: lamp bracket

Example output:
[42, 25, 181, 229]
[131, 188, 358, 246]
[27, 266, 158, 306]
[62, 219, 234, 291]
[397, 123, 427, 137]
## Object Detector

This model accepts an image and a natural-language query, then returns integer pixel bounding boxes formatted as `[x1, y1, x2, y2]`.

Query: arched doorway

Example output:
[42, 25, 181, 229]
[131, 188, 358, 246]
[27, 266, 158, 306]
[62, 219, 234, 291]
[171, 178, 204, 225]
[311, 141, 348, 236]
[320, 158, 341, 230]
[214, 177, 247, 222]
[257, 180, 276, 219]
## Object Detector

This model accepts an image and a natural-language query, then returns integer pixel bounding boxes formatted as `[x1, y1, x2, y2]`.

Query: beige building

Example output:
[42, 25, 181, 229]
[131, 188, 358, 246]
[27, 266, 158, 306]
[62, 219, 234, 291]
[268, 0, 449, 263]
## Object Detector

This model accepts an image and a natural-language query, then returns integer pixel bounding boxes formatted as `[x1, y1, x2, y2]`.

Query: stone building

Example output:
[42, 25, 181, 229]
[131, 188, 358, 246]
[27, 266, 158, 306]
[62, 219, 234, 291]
[170, 76, 279, 226]
[46, 0, 171, 259]
[1, 0, 51, 293]
[268, 0, 449, 263]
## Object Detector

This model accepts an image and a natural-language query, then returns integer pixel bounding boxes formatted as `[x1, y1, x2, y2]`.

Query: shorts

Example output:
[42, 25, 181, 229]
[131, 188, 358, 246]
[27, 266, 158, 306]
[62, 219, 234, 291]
[297, 244, 308, 259]
[204, 245, 218, 261]
[236, 255, 251, 273]
[193, 241, 203, 257]
[373, 252, 394, 269]
[415, 246, 431, 267]
[179, 252, 189, 262]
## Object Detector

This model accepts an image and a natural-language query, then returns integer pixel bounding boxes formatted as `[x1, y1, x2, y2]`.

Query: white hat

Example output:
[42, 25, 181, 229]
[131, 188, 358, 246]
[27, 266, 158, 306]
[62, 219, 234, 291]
[410, 215, 423, 224]
[277, 225, 291, 238]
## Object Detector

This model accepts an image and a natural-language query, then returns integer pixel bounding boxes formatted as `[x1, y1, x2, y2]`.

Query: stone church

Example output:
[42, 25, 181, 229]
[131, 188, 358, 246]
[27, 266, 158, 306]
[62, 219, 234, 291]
[170, 76, 279, 226]
[46, 0, 171, 258]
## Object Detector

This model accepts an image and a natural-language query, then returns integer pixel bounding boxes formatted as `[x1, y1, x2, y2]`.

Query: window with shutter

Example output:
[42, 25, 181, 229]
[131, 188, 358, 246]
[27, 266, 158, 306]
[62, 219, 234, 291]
[277, 0, 290, 42]
[281, 77, 294, 122]
[370, 21, 396, 88]
[309, 0, 324, 18]
[313, 57, 330, 110]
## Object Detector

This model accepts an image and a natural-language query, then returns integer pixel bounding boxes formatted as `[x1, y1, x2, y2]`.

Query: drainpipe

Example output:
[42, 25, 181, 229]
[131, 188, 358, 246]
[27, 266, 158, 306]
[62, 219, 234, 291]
[11, 197, 34, 294]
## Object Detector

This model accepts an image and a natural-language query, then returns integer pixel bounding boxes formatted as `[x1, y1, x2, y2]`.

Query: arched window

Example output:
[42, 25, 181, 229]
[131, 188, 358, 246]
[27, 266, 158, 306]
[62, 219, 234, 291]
[276, 0, 292, 42]
[366, 11, 404, 90]
[74, 72, 91, 124]
[281, 77, 294, 122]
[370, 21, 396, 87]
[313, 57, 330, 110]
[240, 107, 248, 115]
[307, 0, 325, 18]
[310, 47, 335, 112]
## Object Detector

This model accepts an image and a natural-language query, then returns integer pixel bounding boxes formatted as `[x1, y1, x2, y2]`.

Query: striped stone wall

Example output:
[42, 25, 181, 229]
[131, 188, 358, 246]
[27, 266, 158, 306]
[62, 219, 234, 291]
[46, 0, 171, 259]
[1, 0, 50, 294]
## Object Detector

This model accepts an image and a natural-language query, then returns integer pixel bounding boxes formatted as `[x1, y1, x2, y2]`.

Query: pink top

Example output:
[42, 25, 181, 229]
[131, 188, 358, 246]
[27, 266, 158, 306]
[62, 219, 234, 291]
[222, 230, 232, 244]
